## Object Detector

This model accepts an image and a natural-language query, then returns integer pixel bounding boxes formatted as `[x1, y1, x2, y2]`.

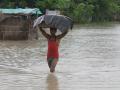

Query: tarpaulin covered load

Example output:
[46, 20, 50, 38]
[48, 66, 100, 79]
[0, 8, 42, 15]
[33, 15, 73, 33]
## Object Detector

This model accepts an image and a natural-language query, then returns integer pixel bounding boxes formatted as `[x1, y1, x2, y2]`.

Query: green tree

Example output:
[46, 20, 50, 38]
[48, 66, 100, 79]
[35, 0, 57, 10]
[73, 3, 94, 23]
[0, 0, 120, 23]
[56, 0, 71, 14]
[92, 0, 117, 21]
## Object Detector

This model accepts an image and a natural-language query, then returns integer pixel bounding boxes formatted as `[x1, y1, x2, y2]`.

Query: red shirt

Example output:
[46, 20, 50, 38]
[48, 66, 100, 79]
[47, 37, 59, 59]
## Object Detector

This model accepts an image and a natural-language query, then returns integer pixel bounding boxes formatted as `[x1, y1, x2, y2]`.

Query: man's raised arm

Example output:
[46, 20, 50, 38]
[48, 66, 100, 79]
[39, 27, 50, 39]
[57, 31, 68, 39]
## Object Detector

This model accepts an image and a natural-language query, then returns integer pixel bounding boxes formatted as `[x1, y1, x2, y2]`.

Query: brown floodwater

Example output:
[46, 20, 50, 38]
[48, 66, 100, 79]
[0, 23, 120, 90]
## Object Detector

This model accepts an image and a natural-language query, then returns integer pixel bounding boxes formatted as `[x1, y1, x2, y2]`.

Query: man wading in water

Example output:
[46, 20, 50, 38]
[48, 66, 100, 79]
[40, 27, 67, 73]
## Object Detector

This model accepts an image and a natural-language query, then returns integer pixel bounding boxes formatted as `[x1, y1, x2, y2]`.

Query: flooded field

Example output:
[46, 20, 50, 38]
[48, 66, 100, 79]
[0, 23, 120, 90]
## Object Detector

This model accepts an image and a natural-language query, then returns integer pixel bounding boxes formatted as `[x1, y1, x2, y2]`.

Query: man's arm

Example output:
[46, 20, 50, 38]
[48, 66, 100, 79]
[39, 27, 50, 39]
[57, 31, 68, 39]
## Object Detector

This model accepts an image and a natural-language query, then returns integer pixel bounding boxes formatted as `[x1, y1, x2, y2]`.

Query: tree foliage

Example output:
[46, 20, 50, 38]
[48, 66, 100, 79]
[0, 0, 120, 23]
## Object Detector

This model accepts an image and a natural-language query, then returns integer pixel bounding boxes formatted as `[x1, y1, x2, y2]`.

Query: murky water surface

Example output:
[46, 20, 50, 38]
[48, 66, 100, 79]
[0, 23, 120, 90]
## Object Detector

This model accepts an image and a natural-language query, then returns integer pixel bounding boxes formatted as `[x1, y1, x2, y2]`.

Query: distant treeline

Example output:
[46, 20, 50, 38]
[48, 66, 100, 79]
[0, 0, 120, 23]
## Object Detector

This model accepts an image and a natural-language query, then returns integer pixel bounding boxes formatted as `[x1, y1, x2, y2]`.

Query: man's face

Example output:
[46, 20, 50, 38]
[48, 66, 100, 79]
[50, 28, 57, 35]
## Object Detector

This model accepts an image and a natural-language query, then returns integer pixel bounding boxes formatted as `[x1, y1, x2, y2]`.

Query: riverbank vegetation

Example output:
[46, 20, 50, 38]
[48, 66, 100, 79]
[0, 0, 120, 23]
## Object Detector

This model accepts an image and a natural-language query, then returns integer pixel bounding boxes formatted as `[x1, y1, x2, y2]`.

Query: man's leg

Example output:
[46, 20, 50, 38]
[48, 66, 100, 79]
[47, 58, 53, 69]
[50, 58, 58, 72]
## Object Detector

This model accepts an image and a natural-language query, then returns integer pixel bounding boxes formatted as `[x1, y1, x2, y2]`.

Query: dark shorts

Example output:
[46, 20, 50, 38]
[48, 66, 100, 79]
[47, 58, 54, 64]
[47, 58, 58, 68]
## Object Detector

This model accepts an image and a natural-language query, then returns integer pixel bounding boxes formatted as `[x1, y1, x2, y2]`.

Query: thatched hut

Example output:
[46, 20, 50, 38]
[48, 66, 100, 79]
[0, 8, 42, 40]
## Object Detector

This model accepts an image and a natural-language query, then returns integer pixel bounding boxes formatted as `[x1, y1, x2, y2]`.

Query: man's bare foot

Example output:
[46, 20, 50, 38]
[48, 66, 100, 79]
[50, 68, 55, 73]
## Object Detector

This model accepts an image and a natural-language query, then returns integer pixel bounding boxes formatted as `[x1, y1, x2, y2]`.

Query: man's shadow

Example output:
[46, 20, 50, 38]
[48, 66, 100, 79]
[46, 73, 59, 90]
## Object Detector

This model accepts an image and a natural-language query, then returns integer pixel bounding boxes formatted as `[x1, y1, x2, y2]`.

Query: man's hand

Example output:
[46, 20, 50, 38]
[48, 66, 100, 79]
[39, 27, 50, 39]
[57, 30, 68, 39]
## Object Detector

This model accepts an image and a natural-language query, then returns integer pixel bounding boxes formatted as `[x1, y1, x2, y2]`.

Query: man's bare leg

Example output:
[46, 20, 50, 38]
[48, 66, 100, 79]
[50, 58, 58, 73]
[47, 58, 53, 69]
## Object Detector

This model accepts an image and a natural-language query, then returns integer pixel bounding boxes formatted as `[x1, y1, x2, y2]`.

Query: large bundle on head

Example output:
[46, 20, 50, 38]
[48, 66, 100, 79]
[33, 15, 73, 33]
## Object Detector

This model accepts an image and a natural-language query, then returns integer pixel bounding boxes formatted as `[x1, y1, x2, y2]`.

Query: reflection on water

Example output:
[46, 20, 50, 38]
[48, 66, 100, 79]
[46, 74, 59, 90]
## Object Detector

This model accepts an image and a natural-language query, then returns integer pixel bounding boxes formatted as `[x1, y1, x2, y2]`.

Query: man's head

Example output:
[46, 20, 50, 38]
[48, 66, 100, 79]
[50, 27, 57, 35]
